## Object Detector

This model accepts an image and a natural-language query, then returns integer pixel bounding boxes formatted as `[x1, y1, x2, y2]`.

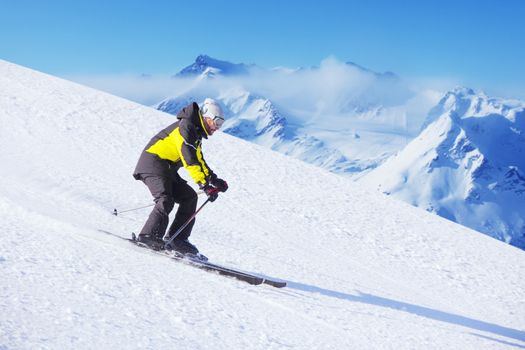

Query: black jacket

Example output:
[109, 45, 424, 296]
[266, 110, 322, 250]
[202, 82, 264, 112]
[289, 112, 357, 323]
[133, 102, 214, 185]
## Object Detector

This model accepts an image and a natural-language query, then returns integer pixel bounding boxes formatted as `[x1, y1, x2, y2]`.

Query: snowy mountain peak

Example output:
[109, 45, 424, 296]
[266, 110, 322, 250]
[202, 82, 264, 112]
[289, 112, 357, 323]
[222, 92, 288, 141]
[175, 54, 252, 77]
[422, 86, 523, 130]
[362, 87, 525, 248]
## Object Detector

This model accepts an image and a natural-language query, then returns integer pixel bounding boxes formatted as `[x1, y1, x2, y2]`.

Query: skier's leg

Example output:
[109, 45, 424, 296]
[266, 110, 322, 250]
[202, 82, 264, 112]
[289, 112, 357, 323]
[166, 181, 198, 241]
[139, 175, 175, 239]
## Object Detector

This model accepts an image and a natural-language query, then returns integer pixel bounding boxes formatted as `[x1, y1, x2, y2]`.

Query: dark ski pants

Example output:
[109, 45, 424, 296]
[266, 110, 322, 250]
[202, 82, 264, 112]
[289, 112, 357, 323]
[139, 174, 198, 241]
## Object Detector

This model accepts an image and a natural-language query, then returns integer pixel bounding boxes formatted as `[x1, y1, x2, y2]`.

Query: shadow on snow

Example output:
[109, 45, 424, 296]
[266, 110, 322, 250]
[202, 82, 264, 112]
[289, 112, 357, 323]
[287, 280, 525, 347]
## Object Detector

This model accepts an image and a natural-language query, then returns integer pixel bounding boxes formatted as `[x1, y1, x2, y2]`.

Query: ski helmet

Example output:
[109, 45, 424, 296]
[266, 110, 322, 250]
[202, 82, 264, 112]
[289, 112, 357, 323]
[200, 98, 225, 128]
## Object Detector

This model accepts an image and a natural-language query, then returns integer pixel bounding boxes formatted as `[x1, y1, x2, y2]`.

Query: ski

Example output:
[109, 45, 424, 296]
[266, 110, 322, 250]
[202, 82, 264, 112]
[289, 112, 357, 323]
[98, 230, 286, 288]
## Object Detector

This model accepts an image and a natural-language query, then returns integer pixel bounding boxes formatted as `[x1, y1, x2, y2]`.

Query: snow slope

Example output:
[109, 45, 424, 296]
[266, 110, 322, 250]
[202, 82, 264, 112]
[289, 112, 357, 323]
[1, 60, 524, 350]
[361, 88, 525, 249]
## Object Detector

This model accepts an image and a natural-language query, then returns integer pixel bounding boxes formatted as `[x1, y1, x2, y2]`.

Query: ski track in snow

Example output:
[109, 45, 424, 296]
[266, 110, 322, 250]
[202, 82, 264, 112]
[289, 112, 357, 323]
[1, 60, 525, 349]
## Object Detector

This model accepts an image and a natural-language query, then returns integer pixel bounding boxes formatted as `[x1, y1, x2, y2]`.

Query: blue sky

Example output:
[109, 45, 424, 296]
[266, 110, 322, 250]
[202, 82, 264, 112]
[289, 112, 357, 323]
[1, 0, 524, 98]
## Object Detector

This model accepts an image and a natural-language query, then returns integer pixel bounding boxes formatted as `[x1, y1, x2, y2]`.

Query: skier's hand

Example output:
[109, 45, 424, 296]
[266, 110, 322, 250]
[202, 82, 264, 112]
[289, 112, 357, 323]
[200, 183, 219, 202]
[211, 177, 228, 192]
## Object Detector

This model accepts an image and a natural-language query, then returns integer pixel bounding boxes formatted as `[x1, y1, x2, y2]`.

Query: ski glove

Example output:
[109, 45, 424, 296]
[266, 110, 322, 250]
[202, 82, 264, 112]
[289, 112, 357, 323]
[200, 183, 219, 202]
[211, 177, 228, 192]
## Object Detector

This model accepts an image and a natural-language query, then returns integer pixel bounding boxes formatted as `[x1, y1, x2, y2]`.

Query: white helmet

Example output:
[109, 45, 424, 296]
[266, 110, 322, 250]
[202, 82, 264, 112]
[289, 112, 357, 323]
[201, 98, 224, 119]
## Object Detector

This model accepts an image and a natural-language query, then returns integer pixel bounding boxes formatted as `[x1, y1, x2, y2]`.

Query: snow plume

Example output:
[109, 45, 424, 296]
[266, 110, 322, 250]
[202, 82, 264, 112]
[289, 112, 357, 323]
[243, 57, 399, 121]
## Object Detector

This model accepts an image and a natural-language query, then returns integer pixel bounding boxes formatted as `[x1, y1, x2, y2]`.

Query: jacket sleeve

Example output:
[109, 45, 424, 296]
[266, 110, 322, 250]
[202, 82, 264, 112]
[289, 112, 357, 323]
[177, 121, 212, 185]
[196, 146, 216, 181]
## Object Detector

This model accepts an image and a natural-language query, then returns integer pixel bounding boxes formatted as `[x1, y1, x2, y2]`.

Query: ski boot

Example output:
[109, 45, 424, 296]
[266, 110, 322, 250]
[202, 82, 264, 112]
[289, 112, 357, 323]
[136, 233, 165, 250]
[168, 238, 207, 261]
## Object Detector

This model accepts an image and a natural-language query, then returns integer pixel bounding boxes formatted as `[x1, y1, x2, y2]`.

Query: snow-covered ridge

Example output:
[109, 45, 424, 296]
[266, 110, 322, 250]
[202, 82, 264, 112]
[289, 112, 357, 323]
[1, 59, 524, 349]
[361, 87, 525, 248]
[156, 89, 379, 174]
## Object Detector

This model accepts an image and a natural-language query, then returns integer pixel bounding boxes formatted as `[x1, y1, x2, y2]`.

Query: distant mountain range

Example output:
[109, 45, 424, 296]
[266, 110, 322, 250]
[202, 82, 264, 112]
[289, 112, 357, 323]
[175, 54, 399, 80]
[156, 55, 525, 249]
[158, 55, 409, 174]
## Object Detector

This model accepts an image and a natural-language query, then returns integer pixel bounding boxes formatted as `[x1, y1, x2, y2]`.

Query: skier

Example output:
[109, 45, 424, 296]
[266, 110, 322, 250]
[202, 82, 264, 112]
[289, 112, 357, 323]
[133, 98, 228, 255]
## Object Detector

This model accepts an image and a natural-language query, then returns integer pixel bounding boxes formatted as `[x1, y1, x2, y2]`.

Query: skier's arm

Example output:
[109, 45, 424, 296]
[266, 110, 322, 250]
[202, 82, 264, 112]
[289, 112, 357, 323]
[196, 146, 216, 181]
[176, 124, 212, 185]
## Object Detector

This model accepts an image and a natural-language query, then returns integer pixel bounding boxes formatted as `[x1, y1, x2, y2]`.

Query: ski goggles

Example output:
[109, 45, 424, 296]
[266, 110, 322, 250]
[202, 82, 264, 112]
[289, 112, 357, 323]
[213, 116, 225, 129]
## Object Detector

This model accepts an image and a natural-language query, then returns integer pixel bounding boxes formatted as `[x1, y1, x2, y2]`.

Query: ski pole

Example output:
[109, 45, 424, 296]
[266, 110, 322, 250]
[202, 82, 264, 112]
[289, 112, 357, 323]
[113, 204, 154, 216]
[113, 191, 206, 216]
[163, 198, 211, 249]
